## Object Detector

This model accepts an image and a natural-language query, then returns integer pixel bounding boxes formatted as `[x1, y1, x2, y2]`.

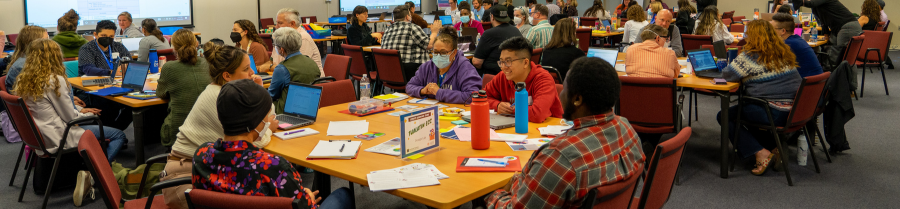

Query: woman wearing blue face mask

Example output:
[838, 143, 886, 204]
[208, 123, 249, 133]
[405, 26, 483, 104]
[454, 2, 485, 35]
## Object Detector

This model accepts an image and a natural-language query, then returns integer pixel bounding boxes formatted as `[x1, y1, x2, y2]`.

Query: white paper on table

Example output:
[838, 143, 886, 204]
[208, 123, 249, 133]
[326, 120, 369, 136]
[506, 138, 553, 151]
[364, 137, 401, 156]
[366, 170, 441, 192]
[492, 133, 527, 142]
[453, 126, 500, 142]
[395, 105, 419, 110]
[538, 125, 572, 136]
[615, 63, 626, 72]
[372, 163, 449, 179]
[409, 98, 439, 105]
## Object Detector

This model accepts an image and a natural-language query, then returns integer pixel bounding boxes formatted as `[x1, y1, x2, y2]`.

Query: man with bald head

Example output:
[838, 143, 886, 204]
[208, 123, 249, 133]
[634, 9, 683, 57]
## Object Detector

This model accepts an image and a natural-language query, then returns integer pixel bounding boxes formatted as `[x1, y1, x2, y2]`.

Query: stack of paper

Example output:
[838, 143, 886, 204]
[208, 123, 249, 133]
[326, 120, 368, 136]
[373, 93, 409, 103]
[453, 126, 500, 142]
[408, 98, 439, 105]
[538, 125, 572, 136]
[372, 163, 449, 179]
[506, 138, 553, 151]
[367, 163, 447, 192]
[492, 133, 527, 142]
[364, 138, 401, 156]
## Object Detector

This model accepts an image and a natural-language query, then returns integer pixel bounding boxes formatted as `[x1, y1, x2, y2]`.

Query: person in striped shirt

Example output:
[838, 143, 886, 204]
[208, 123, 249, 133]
[625, 24, 681, 78]
[526, 4, 554, 49]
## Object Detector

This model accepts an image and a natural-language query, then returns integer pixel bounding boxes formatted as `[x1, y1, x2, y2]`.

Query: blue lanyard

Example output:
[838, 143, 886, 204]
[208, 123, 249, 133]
[438, 72, 445, 86]
[96, 43, 114, 70]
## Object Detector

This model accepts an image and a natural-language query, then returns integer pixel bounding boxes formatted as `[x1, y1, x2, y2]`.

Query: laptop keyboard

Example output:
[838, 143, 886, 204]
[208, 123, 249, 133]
[276, 115, 311, 126]
[84, 78, 113, 85]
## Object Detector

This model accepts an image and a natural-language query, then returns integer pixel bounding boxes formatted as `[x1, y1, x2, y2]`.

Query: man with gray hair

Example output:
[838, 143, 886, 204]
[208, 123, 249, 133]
[273, 8, 323, 75]
[268, 27, 322, 114]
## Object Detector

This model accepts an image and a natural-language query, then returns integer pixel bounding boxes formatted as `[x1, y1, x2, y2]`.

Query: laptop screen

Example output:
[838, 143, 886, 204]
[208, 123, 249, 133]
[602, 20, 611, 27]
[424, 15, 435, 24]
[122, 62, 150, 89]
[284, 83, 323, 119]
[439, 16, 452, 25]
[687, 49, 718, 72]
[121, 38, 142, 52]
[586, 48, 618, 66]
[248, 54, 258, 74]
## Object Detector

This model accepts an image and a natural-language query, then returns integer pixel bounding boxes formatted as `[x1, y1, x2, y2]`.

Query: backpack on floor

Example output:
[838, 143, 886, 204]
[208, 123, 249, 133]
[111, 162, 166, 199]
[1, 110, 22, 143]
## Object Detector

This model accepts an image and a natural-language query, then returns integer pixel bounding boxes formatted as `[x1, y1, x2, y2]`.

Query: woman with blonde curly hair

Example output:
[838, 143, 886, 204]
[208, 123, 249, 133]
[858, 0, 882, 30]
[718, 20, 801, 176]
[623, 4, 649, 43]
[13, 39, 127, 161]
[5, 25, 49, 91]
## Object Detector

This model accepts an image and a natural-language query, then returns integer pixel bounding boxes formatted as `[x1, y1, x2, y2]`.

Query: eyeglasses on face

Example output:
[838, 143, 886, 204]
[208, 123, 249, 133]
[497, 58, 526, 67]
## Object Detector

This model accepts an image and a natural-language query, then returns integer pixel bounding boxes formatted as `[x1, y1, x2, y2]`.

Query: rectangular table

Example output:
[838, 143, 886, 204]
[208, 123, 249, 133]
[69, 76, 270, 163]
[615, 53, 740, 178]
[264, 100, 559, 209]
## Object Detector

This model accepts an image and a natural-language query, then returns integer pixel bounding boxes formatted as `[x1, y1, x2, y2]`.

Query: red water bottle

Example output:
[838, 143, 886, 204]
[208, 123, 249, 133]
[470, 90, 490, 150]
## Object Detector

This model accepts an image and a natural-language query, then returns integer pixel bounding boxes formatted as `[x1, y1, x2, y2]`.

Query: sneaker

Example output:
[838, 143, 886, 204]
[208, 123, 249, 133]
[73, 170, 93, 207]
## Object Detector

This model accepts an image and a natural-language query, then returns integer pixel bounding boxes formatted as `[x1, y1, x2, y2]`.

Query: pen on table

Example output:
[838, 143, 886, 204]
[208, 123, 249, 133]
[339, 144, 345, 152]
[285, 129, 305, 135]
[477, 159, 508, 165]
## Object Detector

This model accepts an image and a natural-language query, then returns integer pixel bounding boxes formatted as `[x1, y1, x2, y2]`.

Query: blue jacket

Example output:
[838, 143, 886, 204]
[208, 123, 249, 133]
[406, 52, 482, 104]
[784, 35, 824, 77]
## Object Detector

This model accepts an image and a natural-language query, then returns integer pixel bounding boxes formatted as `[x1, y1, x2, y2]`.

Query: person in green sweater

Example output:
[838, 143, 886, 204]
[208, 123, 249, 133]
[156, 29, 211, 146]
[52, 9, 88, 58]
[267, 27, 321, 114]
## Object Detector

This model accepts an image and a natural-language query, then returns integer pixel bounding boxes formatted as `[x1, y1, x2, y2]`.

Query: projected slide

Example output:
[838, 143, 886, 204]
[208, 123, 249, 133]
[26, 0, 193, 32]
[340, 0, 420, 15]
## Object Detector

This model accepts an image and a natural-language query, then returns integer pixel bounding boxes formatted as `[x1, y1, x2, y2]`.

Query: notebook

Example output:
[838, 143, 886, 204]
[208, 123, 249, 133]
[462, 158, 509, 167]
[456, 156, 522, 172]
[307, 140, 362, 159]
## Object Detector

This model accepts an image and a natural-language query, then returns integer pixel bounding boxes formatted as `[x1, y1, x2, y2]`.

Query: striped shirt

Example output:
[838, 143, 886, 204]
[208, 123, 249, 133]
[486, 113, 645, 209]
[625, 41, 682, 78]
[526, 20, 554, 49]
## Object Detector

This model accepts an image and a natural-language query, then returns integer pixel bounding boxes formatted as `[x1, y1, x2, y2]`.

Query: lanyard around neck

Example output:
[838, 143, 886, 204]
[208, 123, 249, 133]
[96, 42, 114, 70]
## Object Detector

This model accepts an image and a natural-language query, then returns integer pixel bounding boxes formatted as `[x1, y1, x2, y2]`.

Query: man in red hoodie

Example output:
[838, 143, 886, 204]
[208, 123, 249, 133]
[484, 37, 563, 123]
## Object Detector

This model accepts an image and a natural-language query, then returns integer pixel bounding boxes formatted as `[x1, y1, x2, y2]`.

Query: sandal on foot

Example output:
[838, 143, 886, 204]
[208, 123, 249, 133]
[752, 153, 776, 176]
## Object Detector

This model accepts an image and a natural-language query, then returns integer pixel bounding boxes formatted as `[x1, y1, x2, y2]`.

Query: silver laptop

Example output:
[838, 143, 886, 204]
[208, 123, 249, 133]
[461, 114, 517, 130]
[424, 15, 436, 24]
[276, 82, 323, 130]
[120, 38, 142, 53]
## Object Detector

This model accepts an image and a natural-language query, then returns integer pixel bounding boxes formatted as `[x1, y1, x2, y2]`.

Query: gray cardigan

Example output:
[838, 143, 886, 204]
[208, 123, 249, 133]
[24, 75, 92, 156]
[137, 36, 171, 62]
[116, 24, 144, 38]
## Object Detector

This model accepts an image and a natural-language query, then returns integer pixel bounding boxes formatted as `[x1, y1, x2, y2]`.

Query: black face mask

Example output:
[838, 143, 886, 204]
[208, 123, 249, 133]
[230, 32, 243, 43]
[97, 37, 113, 47]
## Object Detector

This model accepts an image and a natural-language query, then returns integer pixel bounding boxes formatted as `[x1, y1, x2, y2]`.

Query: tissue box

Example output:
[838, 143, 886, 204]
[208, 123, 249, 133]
[329, 16, 348, 23]
[348, 99, 383, 114]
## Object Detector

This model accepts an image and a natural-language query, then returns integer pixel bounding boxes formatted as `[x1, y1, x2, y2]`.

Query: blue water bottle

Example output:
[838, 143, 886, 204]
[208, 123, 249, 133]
[514, 82, 529, 134]
[148, 49, 159, 73]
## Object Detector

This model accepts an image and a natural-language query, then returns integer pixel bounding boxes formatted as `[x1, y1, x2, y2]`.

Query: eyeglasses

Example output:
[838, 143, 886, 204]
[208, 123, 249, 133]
[497, 58, 526, 67]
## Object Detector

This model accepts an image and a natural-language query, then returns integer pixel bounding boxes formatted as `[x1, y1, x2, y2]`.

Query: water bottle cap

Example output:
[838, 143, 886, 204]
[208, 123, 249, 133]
[515, 82, 526, 91]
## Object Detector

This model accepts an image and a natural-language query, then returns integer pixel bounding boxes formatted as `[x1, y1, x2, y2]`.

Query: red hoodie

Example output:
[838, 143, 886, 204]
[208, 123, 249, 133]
[484, 62, 563, 123]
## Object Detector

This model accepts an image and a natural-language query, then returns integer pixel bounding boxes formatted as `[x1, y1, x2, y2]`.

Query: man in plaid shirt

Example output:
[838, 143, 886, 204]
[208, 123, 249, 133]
[382, 5, 439, 82]
[486, 57, 645, 209]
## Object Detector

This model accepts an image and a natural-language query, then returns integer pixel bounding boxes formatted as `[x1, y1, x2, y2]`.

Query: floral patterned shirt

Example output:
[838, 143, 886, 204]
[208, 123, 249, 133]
[192, 139, 318, 209]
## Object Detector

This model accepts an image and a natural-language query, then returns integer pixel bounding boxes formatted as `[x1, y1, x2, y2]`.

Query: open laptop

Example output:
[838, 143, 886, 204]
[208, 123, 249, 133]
[424, 15, 436, 24]
[687, 49, 723, 78]
[439, 16, 453, 25]
[88, 62, 150, 96]
[461, 27, 478, 38]
[120, 37, 142, 53]
[247, 54, 272, 82]
[602, 20, 611, 27]
[461, 114, 517, 130]
[712, 40, 727, 59]
[83, 56, 124, 87]
[276, 82, 323, 130]
[586, 48, 619, 66]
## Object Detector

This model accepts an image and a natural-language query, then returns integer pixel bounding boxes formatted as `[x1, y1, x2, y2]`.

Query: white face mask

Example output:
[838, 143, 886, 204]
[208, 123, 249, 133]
[514, 17, 523, 25]
[253, 121, 270, 142]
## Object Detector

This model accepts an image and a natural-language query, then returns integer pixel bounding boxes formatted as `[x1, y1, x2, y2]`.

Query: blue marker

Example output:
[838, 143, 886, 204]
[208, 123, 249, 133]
[286, 129, 305, 135]
[477, 159, 508, 165]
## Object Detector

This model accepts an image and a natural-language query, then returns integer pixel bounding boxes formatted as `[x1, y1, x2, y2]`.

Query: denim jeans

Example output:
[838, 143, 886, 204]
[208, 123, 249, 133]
[319, 187, 353, 209]
[718, 104, 790, 159]
[81, 125, 127, 161]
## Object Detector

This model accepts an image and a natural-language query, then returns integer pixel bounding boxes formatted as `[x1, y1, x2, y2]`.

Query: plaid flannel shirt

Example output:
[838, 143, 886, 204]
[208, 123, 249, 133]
[486, 113, 645, 209]
[381, 21, 430, 64]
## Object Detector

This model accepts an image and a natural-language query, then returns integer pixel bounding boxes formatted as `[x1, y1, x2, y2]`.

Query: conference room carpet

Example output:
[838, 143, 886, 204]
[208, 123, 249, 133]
[0, 52, 897, 208]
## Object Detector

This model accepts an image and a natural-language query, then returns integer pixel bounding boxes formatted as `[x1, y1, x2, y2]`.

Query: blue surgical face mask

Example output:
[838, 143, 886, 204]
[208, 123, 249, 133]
[461, 16, 471, 23]
[432, 51, 453, 68]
